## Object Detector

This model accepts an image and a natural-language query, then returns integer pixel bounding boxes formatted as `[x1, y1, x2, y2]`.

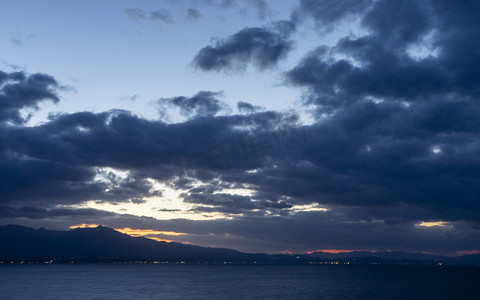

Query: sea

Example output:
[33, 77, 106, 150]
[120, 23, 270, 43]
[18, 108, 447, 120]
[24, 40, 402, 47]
[1, 264, 480, 299]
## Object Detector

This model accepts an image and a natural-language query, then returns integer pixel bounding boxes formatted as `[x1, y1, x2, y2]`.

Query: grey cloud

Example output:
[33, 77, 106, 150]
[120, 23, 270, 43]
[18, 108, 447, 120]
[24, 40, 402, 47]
[247, 0, 270, 20]
[287, 0, 479, 106]
[292, 0, 374, 28]
[237, 101, 263, 114]
[213, 0, 236, 8]
[125, 8, 147, 20]
[0, 71, 59, 124]
[157, 91, 230, 119]
[0, 206, 115, 219]
[201, 0, 270, 19]
[186, 8, 202, 20]
[193, 21, 295, 72]
[9, 32, 35, 47]
[150, 10, 174, 24]
[125, 8, 174, 24]
[182, 192, 292, 215]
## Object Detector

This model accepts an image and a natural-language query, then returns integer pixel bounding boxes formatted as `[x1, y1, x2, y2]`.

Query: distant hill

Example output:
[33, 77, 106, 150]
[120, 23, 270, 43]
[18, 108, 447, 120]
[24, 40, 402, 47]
[1, 225, 479, 265]
[309, 250, 480, 265]
[0, 225, 260, 263]
[309, 250, 446, 261]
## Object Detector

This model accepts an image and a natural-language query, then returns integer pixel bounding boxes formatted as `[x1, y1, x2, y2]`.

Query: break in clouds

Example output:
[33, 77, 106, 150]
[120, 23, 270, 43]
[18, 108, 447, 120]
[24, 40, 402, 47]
[1, 0, 480, 254]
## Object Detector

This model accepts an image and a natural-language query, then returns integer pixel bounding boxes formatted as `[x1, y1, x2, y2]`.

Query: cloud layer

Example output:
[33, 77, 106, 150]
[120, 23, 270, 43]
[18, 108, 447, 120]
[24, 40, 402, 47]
[2, 0, 480, 255]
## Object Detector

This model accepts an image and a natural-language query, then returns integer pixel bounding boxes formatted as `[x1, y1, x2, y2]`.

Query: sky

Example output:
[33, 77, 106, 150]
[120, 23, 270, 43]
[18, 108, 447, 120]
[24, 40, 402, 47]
[1, 0, 480, 256]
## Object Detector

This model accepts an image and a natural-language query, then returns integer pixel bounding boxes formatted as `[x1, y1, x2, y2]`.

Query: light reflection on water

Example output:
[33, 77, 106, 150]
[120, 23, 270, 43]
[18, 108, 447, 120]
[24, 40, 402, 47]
[1, 264, 480, 299]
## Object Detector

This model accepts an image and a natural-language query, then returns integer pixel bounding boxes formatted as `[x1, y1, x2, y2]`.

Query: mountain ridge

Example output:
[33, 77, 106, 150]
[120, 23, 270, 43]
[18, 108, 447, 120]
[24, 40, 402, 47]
[1, 225, 479, 265]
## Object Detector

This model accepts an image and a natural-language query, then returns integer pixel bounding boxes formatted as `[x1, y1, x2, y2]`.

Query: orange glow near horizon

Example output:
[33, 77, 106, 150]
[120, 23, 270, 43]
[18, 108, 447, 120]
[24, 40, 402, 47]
[68, 224, 187, 243]
[416, 221, 450, 228]
[456, 250, 480, 255]
[114, 227, 187, 236]
[146, 236, 173, 243]
[115, 227, 189, 244]
[69, 224, 101, 229]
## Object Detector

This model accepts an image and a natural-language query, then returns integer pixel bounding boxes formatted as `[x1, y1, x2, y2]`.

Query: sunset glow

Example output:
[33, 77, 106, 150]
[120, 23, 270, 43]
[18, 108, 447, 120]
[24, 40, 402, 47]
[144, 237, 173, 243]
[416, 221, 451, 228]
[456, 250, 480, 256]
[69, 224, 101, 229]
[114, 227, 187, 237]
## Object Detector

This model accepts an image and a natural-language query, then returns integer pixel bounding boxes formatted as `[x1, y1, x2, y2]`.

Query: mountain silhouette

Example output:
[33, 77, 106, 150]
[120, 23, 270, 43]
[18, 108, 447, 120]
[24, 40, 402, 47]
[1, 225, 480, 265]
[0, 225, 253, 262]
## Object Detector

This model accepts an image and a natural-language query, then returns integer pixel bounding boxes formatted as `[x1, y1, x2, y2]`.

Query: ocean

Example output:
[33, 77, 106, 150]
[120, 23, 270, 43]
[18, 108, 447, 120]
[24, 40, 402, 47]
[1, 264, 479, 299]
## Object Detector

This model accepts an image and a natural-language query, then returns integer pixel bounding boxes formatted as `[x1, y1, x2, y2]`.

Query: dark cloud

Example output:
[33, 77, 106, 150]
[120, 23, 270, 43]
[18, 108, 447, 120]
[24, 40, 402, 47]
[4, 90, 472, 225]
[0, 110, 175, 207]
[274, 0, 480, 227]
[237, 101, 263, 114]
[157, 91, 230, 119]
[0, 146, 161, 207]
[182, 191, 292, 216]
[287, 0, 480, 105]
[193, 21, 295, 72]
[0, 71, 59, 124]
[0, 206, 115, 219]
[0, 89, 294, 209]
[155, 208, 181, 212]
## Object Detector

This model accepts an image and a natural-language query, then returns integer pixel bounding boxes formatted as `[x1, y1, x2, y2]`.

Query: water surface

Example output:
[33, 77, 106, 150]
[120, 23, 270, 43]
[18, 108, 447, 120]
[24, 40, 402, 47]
[1, 264, 479, 299]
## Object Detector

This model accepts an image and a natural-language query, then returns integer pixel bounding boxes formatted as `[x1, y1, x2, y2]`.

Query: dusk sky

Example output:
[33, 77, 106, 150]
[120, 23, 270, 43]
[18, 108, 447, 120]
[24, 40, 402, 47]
[1, 0, 480, 256]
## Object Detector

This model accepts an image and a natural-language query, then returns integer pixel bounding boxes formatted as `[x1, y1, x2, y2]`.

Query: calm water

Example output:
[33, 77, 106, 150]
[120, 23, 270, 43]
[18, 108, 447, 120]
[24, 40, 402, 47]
[1, 264, 479, 299]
